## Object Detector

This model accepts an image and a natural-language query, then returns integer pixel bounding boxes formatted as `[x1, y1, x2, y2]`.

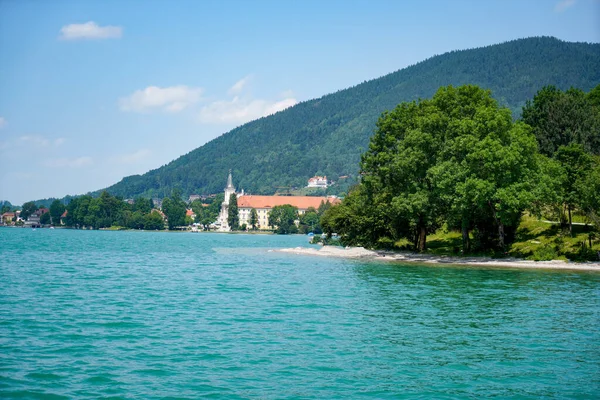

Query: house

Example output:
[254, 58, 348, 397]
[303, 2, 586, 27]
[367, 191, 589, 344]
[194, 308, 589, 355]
[60, 210, 68, 225]
[25, 209, 44, 227]
[1, 212, 15, 225]
[186, 209, 196, 220]
[307, 176, 328, 188]
[217, 171, 340, 230]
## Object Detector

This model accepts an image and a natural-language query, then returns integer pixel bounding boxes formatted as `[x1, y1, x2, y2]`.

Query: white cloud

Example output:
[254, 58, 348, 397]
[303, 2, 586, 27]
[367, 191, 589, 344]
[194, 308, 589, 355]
[112, 148, 152, 164]
[44, 156, 93, 168]
[198, 96, 298, 124]
[119, 85, 203, 113]
[19, 135, 65, 148]
[228, 75, 252, 95]
[555, 0, 576, 12]
[0, 117, 6, 129]
[59, 21, 123, 40]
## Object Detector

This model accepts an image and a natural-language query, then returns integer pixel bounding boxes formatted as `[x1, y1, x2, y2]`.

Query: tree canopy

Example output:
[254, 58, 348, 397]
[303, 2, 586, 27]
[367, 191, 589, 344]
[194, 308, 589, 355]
[162, 189, 187, 229]
[323, 85, 539, 252]
[227, 193, 239, 230]
[268, 205, 299, 234]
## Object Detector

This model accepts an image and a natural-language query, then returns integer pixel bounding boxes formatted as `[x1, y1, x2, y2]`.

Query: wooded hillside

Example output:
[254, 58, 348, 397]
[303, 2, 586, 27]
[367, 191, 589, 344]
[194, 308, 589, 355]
[95, 37, 600, 199]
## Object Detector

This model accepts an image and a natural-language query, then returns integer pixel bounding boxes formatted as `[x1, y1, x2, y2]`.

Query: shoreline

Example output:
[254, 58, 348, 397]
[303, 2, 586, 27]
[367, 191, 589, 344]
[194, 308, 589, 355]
[278, 246, 600, 272]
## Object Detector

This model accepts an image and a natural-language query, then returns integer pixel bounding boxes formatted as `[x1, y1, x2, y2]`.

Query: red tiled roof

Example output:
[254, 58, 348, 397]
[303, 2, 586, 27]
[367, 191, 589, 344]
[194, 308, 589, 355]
[61, 210, 68, 217]
[237, 195, 340, 210]
[186, 209, 195, 217]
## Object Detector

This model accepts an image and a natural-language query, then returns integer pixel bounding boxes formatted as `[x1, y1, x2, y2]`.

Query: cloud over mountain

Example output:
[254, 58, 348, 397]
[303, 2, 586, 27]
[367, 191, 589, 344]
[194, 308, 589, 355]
[119, 86, 203, 113]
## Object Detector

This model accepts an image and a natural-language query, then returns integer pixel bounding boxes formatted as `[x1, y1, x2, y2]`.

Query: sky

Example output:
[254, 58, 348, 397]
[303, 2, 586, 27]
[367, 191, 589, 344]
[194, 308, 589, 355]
[0, 0, 598, 205]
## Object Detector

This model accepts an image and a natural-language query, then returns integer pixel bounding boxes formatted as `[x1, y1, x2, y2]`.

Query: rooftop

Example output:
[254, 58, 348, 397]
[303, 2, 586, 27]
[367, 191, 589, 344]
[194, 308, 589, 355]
[237, 195, 340, 210]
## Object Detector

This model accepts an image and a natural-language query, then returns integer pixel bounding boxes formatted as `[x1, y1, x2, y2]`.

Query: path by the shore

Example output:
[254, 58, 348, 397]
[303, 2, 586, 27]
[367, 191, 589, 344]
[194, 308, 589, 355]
[278, 246, 600, 272]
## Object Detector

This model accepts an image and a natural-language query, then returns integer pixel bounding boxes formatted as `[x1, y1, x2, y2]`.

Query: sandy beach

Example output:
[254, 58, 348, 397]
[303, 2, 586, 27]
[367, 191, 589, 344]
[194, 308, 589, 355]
[279, 246, 600, 272]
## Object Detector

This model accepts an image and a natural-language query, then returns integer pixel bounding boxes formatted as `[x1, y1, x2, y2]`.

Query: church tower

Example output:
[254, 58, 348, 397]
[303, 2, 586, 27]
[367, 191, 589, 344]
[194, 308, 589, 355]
[218, 170, 236, 230]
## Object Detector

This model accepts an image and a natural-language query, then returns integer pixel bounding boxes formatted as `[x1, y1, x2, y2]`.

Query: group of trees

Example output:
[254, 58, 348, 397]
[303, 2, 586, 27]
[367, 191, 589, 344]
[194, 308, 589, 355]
[523, 86, 600, 234]
[321, 84, 600, 254]
[191, 194, 223, 231]
[268, 201, 332, 234]
[63, 191, 164, 230]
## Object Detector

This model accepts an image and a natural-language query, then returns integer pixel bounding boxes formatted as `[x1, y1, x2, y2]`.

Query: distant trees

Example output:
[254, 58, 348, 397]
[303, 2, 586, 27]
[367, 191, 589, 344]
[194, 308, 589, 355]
[162, 189, 187, 229]
[191, 196, 221, 231]
[268, 205, 299, 234]
[228, 193, 239, 230]
[62, 191, 163, 230]
[20, 201, 38, 220]
[144, 211, 165, 230]
[298, 207, 320, 234]
[40, 212, 51, 225]
[522, 85, 600, 156]
[49, 200, 65, 225]
[1, 202, 12, 214]
[523, 84, 600, 235]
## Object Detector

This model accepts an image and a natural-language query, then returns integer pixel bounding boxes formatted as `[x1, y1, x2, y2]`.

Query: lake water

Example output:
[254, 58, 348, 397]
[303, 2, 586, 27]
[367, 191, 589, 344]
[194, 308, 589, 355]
[1, 228, 599, 399]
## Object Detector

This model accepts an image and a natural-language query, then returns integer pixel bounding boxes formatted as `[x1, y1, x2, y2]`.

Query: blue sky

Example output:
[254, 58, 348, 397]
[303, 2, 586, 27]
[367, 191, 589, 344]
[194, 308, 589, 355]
[0, 0, 598, 205]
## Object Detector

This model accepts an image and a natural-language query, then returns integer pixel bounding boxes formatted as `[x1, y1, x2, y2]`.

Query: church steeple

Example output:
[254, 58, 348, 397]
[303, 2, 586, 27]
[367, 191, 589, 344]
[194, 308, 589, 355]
[226, 169, 234, 189]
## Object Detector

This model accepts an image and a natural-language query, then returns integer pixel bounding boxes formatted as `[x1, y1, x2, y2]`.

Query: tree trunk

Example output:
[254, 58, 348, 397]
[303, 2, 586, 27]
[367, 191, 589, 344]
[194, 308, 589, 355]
[418, 224, 427, 252]
[462, 223, 470, 253]
[498, 222, 505, 251]
[568, 205, 573, 236]
[413, 228, 420, 252]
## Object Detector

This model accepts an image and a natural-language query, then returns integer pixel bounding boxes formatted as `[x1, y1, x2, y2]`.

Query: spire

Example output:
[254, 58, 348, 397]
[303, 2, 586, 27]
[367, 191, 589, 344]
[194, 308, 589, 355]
[226, 169, 233, 188]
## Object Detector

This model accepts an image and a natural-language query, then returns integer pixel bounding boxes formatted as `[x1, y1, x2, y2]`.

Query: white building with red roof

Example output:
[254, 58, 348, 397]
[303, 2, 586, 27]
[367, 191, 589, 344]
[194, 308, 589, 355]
[307, 176, 328, 188]
[217, 171, 340, 231]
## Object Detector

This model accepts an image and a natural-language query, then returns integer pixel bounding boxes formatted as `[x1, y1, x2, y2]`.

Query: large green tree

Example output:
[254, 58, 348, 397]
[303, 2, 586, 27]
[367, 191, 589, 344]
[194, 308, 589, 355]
[20, 201, 38, 221]
[40, 212, 51, 225]
[144, 211, 165, 230]
[228, 193, 239, 230]
[324, 85, 539, 252]
[522, 85, 600, 156]
[49, 200, 66, 226]
[268, 205, 299, 234]
[162, 189, 187, 229]
[554, 144, 594, 234]
[299, 208, 320, 234]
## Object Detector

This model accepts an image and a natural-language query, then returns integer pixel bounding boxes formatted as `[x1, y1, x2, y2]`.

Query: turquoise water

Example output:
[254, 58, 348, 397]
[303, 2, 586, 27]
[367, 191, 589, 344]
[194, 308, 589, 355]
[1, 228, 599, 399]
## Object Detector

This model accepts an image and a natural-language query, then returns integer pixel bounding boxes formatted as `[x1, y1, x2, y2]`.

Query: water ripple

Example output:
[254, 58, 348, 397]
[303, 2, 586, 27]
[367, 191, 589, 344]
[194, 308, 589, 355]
[1, 228, 599, 398]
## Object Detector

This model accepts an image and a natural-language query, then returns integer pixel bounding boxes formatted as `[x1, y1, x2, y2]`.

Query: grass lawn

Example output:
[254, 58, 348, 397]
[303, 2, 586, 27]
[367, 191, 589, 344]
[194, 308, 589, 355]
[395, 214, 599, 261]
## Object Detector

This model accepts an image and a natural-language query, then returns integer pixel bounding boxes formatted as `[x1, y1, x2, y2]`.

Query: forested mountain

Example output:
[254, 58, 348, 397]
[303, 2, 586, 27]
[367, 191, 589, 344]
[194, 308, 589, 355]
[99, 37, 600, 199]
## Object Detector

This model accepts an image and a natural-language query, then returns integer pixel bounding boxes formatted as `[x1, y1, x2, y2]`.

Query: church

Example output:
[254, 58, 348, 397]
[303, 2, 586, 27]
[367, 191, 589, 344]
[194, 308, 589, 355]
[217, 171, 340, 231]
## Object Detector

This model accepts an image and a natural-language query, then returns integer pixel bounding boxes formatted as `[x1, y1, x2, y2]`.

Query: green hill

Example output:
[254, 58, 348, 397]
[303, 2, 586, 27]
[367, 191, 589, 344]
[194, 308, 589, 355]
[99, 36, 600, 199]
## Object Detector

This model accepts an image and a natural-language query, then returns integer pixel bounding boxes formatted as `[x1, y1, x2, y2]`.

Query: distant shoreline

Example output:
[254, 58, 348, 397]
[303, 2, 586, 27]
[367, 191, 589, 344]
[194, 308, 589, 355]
[278, 246, 600, 272]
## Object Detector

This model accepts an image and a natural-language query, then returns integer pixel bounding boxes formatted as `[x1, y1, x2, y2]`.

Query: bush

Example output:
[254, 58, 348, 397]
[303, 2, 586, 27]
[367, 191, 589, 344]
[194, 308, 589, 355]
[530, 245, 559, 261]
[376, 237, 396, 250]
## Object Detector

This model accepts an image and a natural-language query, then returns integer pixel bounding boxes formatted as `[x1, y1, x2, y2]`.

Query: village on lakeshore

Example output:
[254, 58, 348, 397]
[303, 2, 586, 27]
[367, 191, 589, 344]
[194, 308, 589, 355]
[0, 171, 340, 234]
